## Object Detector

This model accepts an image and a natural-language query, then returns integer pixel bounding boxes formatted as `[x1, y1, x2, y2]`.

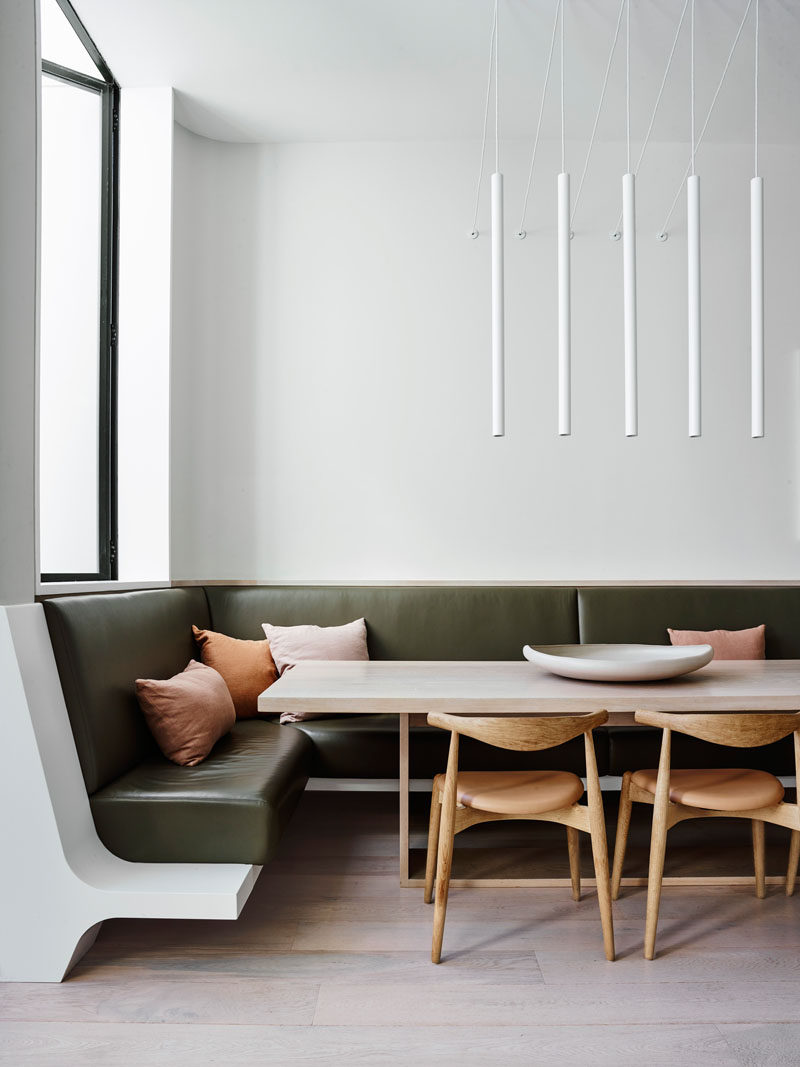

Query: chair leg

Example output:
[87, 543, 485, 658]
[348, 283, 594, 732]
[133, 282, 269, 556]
[566, 825, 581, 902]
[611, 771, 633, 901]
[581, 797, 614, 964]
[643, 728, 673, 960]
[431, 773, 457, 964]
[423, 782, 442, 904]
[586, 817, 615, 962]
[583, 733, 615, 962]
[752, 819, 766, 900]
[786, 830, 800, 897]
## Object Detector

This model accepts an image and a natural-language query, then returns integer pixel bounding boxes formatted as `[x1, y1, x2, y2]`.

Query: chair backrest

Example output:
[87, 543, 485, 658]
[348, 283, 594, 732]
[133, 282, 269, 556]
[634, 709, 800, 749]
[427, 710, 608, 752]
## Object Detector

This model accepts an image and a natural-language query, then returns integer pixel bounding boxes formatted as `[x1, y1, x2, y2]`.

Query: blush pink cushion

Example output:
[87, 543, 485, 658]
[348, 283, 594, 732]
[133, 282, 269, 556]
[667, 624, 765, 660]
[261, 618, 369, 723]
[135, 660, 236, 766]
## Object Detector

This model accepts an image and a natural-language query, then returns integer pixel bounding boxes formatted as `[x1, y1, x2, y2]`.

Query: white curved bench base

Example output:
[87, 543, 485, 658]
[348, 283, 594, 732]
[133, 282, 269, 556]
[0, 604, 261, 982]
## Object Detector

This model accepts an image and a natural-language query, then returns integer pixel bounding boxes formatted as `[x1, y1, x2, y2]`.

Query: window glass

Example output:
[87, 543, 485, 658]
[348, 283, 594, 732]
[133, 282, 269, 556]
[39, 76, 102, 575]
[41, 0, 103, 78]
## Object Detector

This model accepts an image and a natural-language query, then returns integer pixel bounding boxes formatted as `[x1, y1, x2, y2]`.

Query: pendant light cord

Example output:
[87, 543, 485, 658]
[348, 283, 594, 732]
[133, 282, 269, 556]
[471, 1, 498, 235]
[571, 0, 625, 227]
[754, 0, 759, 177]
[626, 0, 631, 173]
[518, 0, 560, 234]
[690, 0, 695, 177]
[614, 0, 689, 232]
[659, 0, 754, 235]
[560, 0, 565, 173]
[495, 0, 500, 173]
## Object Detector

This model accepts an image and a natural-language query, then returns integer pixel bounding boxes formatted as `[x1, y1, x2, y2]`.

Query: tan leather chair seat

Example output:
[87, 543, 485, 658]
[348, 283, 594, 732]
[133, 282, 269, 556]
[631, 767, 784, 812]
[452, 769, 585, 815]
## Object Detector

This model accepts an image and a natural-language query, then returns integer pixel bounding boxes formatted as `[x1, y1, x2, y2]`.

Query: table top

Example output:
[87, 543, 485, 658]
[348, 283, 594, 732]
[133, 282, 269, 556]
[258, 659, 800, 717]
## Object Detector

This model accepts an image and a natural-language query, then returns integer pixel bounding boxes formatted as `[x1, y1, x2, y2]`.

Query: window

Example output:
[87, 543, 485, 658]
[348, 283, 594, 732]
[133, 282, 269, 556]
[39, 0, 119, 581]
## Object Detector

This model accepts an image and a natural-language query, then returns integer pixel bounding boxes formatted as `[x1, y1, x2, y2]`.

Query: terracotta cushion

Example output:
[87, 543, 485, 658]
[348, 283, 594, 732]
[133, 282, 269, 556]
[631, 767, 784, 811]
[192, 625, 278, 719]
[667, 624, 765, 660]
[452, 769, 584, 815]
[135, 660, 236, 767]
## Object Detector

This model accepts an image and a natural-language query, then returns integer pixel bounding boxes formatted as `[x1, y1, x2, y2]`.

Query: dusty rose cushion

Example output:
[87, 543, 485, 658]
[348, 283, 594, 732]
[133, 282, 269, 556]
[192, 625, 278, 719]
[135, 660, 236, 766]
[261, 618, 369, 723]
[667, 624, 765, 660]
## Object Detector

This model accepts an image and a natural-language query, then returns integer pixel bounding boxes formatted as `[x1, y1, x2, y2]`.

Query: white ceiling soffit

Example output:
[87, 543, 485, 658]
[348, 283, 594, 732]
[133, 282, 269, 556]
[73, 0, 800, 145]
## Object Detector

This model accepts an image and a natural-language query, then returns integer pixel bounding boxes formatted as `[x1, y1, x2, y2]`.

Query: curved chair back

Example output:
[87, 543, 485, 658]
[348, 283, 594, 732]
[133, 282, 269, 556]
[634, 710, 800, 749]
[427, 710, 608, 752]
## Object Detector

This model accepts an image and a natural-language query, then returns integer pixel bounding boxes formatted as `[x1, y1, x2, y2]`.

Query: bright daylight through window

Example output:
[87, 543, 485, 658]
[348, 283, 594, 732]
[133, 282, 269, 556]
[39, 0, 119, 581]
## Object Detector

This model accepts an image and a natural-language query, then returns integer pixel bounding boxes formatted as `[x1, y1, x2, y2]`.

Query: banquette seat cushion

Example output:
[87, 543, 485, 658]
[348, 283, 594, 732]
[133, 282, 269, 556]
[90, 719, 311, 864]
[44, 589, 312, 864]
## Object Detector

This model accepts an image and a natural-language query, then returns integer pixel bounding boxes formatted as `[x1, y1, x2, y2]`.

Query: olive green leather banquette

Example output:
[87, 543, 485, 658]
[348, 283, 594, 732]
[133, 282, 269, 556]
[44, 590, 312, 864]
[44, 584, 800, 866]
[44, 584, 589, 864]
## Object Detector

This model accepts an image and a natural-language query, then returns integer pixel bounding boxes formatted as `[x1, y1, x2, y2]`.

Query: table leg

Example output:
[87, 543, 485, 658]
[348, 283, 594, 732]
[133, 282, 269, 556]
[399, 713, 409, 884]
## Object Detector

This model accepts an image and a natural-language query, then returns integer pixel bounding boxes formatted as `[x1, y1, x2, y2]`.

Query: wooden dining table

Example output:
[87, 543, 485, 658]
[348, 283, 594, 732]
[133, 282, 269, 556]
[259, 659, 800, 889]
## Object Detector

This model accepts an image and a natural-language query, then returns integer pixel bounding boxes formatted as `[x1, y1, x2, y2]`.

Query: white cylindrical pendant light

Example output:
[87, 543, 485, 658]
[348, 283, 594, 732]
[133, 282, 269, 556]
[622, 172, 637, 436]
[751, 0, 763, 438]
[751, 176, 764, 438]
[687, 173, 701, 437]
[491, 170, 505, 437]
[558, 171, 571, 436]
[686, 0, 700, 438]
[621, 0, 637, 437]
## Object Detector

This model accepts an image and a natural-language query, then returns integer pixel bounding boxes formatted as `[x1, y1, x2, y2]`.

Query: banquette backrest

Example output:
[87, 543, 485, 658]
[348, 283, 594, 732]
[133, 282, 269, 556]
[578, 586, 800, 775]
[204, 585, 580, 660]
[577, 586, 800, 656]
[44, 588, 210, 794]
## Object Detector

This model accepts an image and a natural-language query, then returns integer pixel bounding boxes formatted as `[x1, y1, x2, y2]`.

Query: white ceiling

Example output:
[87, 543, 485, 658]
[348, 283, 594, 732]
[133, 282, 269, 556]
[72, 0, 800, 145]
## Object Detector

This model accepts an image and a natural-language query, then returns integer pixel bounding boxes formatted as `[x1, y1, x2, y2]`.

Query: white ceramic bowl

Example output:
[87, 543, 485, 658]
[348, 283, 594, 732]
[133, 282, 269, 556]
[522, 643, 714, 683]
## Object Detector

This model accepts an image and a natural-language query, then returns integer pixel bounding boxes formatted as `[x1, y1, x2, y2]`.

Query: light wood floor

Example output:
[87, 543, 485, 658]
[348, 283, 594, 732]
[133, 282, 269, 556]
[3, 792, 800, 1065]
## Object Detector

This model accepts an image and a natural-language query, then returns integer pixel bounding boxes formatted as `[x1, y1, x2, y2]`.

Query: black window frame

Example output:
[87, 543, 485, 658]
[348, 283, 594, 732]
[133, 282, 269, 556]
[40, 0, 119, 582]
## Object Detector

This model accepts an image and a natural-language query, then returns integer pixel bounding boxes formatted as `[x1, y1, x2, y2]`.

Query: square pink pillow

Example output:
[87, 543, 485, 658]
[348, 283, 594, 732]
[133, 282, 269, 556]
[135, 660, 236, 766]
[261, 618, 368, 723]
[667, 624, 765, 660]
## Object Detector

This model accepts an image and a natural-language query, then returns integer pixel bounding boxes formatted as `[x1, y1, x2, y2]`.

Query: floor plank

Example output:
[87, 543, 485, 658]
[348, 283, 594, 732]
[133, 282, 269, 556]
[0, 1022, 741, 1067]
[718, 1023, 800, 1066]
[313, 979, 800, 1027]
[0, 976, 319, 1025]
[70, 951, 543, 985]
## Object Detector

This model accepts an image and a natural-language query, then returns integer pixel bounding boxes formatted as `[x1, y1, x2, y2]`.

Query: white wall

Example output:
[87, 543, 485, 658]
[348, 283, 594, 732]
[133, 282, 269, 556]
[171, 129, 800, 581]
[0, 1, 37, 603]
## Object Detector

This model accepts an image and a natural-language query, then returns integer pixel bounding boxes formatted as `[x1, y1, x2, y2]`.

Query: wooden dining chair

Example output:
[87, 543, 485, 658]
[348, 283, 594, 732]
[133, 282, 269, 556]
[424, 710, 614, 964]
[611, 709, 800, 960]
